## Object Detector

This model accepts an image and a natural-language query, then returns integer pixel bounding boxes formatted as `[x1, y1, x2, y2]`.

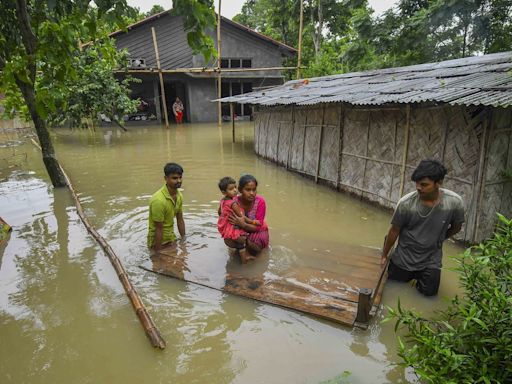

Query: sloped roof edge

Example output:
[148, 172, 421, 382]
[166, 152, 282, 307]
[109, 10, 297, 54]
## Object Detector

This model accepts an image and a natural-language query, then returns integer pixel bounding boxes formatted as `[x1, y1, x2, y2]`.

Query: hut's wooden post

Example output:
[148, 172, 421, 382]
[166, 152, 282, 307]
[230, 103, 235, 143]
[217, 0, 222, 128]
[286, 105, 295, 170]
[315, 105, 326, 183]
[355, 288, 373, 326]
[151, 27, 170, 129]
[276, 121, 282, 163]
[473, 109, 492, 243]
[296, 0, 304, 79]
[336, 103, 344, 189]
[399, 105, 411, 197]
[361, 111, 371, 194]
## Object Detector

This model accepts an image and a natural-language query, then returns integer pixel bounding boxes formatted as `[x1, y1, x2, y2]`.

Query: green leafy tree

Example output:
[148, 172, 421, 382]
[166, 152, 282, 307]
[0, 0, 130, 187]
[146, 4, 166, 17]
[48, 41, 140, 130]
[386, 214, 512, 383]
[171, 0, 217, 63]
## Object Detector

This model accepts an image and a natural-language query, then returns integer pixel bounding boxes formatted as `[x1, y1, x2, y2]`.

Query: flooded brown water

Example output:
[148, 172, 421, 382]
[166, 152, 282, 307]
[0, 122, 463, 383]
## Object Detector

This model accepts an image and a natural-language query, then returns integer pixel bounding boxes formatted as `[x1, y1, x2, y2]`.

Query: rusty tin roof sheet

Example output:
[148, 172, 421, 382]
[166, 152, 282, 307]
[216, 51, 512, 108]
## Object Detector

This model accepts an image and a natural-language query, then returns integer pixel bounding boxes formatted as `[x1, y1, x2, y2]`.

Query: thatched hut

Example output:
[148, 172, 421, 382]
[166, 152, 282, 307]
[219, 52, 512, 243]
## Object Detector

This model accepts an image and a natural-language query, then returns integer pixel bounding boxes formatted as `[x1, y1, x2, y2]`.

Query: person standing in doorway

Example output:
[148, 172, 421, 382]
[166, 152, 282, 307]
[172, 97, 184, 124]
[147, 162, 186, 252]
[380, 159, 465, 296]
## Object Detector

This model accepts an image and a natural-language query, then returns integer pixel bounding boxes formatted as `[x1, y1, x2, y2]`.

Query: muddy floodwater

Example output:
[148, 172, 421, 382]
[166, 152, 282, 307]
[0, 123, 463, 383]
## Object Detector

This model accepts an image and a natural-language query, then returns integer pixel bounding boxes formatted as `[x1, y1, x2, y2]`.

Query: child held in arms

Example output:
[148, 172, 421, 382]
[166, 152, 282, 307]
[217, 177, 257, 264]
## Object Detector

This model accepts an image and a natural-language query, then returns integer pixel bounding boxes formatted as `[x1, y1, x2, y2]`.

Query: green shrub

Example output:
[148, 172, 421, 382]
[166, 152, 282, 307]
[386, 214, 512, 384]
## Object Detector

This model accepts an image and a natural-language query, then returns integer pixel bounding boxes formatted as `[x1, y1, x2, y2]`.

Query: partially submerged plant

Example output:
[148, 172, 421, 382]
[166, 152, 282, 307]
[385, 214, 512, 384]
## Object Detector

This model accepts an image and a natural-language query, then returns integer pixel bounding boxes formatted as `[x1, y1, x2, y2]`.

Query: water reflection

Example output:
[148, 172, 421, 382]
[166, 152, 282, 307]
[0, 123, 464, 383]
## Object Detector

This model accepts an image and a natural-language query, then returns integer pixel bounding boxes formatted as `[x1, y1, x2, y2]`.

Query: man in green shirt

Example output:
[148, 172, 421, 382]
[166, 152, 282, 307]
[147, 163, 186, 251]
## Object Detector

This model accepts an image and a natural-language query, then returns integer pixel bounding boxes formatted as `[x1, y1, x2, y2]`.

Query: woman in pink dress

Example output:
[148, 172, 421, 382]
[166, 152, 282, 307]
[217, 176, 253, 263]
[227, 175, 269, 257]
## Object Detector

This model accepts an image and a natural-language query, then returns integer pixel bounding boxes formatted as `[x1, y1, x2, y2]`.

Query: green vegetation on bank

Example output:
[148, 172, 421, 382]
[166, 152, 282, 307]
[385, 214, 512, 383]
[234, 0, 512, 78]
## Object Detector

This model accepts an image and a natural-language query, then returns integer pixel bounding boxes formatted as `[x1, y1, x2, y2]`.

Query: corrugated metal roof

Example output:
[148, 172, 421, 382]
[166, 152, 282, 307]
[216, 51, 512, 108]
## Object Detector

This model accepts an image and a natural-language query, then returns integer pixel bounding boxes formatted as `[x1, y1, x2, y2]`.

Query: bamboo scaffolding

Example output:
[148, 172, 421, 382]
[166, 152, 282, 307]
[118, 66, 299, 74]
[30, 138, 166, 349]
[151, 27, 170, 129]
[296, 0, 304, 79]
[217, 0, 222, 127]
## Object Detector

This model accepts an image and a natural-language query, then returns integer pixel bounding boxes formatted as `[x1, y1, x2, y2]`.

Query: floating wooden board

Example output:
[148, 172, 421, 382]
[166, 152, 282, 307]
[141, 243, 385, 327]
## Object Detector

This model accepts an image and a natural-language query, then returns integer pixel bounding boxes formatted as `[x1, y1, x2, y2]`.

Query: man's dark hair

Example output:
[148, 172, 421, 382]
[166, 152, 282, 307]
[164, 162, 183, 176]
[239, 174, 258, 190]
[218, 176, 236, 192]
[411, 159, 447, 182]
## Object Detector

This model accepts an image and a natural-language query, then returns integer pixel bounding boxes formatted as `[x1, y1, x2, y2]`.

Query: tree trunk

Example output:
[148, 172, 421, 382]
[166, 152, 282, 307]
[311, 0, 323, 56]
[17, 79, 67, 187]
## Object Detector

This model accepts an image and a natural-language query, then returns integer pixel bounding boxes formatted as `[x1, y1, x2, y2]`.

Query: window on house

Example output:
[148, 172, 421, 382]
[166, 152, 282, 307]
[242, 59, 252, 68]
[230, 59, 241, 68]
[221, 59, 229, 68]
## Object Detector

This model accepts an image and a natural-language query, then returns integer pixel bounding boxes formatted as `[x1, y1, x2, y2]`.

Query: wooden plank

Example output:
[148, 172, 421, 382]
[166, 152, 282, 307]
[141, 255, 358, 326]
[140, 239, 386, 328]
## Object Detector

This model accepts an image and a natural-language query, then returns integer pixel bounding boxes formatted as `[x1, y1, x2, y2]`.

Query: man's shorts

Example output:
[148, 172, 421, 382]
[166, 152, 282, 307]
[387, 260, 441, 296]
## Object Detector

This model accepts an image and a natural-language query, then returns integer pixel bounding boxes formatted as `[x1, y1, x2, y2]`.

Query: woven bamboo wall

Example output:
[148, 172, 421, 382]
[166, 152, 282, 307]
[254, 103, 511, 242]
[478, 108, 512, 241]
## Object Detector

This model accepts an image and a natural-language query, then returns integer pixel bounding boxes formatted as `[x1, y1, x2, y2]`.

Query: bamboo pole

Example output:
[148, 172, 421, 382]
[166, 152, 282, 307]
[30, 138, 166, 349]
[217, 0, 222, 128]
[361, 112, 371, 194]
[398, 105, 411, 197]
[151, 27, 170, 129]
[296, 0, 304, 79]
[119, 66, 298, 74]
[336, 104, 344, 189]
[286, 105, 295, 170]
[230, 103, 235, 143]
[315, 105, 326, 183]
[473, 109, 492, 243]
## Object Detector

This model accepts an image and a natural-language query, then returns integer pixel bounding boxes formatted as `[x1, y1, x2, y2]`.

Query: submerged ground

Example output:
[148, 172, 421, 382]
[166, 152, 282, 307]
[0, 122, 462, 383]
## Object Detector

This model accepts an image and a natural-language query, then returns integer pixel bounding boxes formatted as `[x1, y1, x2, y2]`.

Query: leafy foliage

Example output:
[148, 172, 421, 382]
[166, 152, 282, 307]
[233, 0, 512, 77]
[0, 0, 131, 186]
[171, 0, 217, 63]
[386, 214, 512, 384]
[48, 41, 140, 128]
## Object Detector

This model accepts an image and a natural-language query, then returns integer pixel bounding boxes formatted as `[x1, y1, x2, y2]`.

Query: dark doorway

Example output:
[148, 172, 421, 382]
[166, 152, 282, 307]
[164, 81, 187, 123]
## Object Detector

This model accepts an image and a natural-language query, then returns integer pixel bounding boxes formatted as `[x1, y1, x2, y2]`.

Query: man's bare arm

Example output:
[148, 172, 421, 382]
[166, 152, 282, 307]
[381, 224, 400, 266]
[446, 222, 462, 239]
[153, 222, 164, 251]
[177, 212, 186, 238]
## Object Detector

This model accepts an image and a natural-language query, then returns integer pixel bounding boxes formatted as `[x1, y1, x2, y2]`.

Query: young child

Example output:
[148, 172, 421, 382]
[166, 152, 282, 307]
[217, 177, 253, 264]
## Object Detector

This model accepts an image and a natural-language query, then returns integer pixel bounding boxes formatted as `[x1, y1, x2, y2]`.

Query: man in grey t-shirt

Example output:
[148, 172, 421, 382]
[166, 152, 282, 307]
[381, 159, 465, 296]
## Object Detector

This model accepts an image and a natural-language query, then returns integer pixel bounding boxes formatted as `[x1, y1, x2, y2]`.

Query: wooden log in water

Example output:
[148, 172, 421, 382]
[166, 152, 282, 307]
[30, 138, 166, 349]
